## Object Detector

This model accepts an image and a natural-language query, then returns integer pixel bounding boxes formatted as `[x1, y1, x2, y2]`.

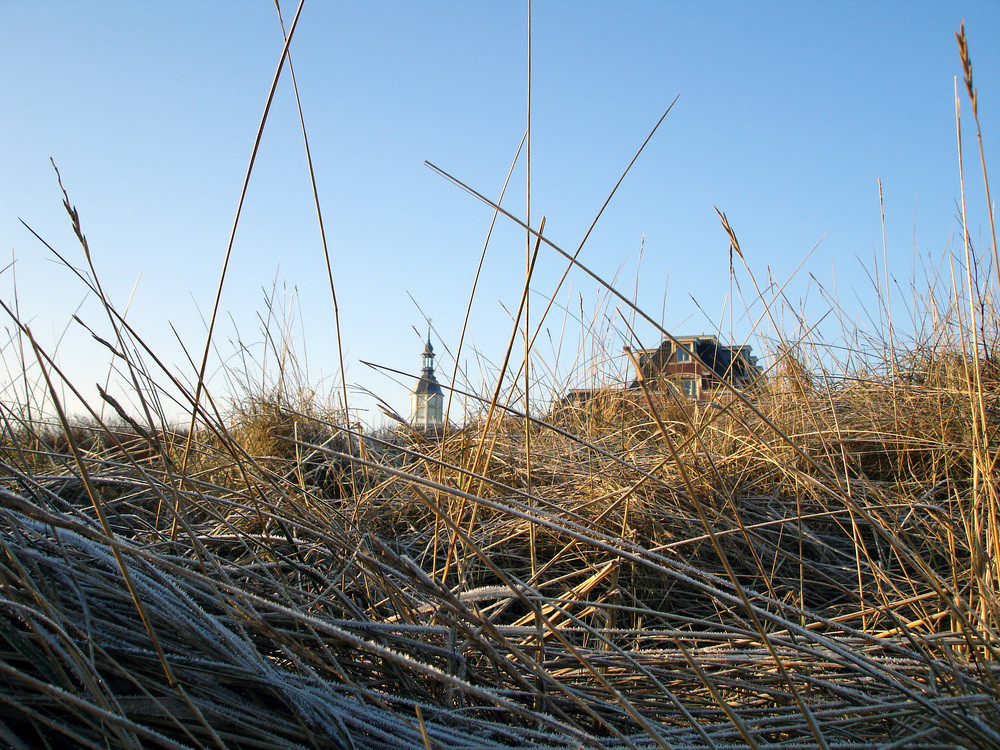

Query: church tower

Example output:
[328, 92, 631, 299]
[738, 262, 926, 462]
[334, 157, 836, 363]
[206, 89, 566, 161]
[409, 333, 444, 429]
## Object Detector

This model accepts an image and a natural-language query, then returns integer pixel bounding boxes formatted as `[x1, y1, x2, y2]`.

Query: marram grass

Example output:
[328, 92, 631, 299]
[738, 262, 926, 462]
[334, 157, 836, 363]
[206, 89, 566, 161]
[1, 22, 999, 750]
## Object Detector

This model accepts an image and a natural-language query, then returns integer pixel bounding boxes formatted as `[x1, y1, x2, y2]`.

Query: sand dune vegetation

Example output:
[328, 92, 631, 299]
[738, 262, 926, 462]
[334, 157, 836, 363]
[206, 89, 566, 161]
[1, 20, 999, 750]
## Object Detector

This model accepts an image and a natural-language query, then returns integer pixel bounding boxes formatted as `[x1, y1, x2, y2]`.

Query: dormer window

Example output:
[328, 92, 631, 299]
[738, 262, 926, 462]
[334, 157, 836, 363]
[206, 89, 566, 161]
[676, 347, 690, 363]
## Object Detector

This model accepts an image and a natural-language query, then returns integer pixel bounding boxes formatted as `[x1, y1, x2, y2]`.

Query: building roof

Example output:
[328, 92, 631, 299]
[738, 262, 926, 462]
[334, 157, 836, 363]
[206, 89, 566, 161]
[413, 371, 444, 396]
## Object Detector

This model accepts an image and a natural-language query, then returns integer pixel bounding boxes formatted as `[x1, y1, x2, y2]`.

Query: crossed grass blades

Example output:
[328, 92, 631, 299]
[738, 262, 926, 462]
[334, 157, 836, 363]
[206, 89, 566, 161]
[1, 17, 999, 750]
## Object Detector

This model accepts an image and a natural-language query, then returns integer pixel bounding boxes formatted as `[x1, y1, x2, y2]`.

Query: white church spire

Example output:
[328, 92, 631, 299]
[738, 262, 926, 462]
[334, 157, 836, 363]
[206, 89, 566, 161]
[409, 330, 444, 429]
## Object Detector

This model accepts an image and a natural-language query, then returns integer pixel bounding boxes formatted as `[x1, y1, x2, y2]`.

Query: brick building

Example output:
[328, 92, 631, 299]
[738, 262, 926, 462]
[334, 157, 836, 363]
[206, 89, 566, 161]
[630, 335, 762, 400]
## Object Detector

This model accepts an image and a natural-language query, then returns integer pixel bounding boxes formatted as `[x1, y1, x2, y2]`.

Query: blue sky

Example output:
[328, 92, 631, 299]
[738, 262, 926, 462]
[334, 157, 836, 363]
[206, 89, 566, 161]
[2, 2, 998, 426]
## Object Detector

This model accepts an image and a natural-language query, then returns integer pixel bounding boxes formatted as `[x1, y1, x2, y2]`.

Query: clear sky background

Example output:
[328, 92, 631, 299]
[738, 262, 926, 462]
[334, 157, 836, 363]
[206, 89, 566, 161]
[2, 2, 998, 427]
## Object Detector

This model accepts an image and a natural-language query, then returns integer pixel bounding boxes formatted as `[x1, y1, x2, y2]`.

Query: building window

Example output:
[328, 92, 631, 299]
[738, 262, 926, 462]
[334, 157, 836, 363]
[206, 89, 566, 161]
[676, 347, 690, 363]
[681, 377, 698, 399]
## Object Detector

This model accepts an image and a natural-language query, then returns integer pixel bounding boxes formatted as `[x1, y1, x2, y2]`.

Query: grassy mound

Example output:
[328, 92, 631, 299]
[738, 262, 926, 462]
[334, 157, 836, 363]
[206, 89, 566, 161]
[1, 21, 998, 750]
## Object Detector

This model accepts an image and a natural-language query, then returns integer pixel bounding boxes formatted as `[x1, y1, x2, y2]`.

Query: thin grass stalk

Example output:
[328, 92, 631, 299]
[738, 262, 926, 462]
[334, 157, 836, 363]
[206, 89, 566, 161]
[444, 130, 526, 423]
[14, 334, 240, 750]
[52, 165, 160, 445]
[410, 484, 667, 750]
[506, 99, 679, 370]
[183, 0, 306, 470]
[956, 22, 1000, 291]
[524, 4, 544, 708]
[958, 21, 1000, 638]
[624, 346, 829, 749]
[274, 0, 352, 445]
[440, 217, 545, 586]
[955, 75, 999, 634]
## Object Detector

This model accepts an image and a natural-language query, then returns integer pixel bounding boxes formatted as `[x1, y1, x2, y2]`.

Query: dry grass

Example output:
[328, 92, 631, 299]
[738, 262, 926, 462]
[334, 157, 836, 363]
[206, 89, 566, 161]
[0, 19, 999, 750]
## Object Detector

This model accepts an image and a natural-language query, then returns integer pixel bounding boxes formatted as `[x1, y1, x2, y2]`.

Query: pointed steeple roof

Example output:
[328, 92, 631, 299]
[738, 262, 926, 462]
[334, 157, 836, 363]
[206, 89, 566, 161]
[414, 331, 443, 397]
